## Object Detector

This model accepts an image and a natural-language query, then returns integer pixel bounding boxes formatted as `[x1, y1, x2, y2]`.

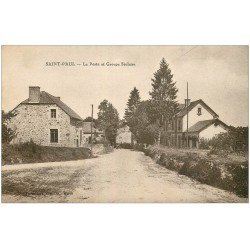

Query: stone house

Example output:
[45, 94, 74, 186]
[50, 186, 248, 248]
[9, 86, 86, 147]
[164, 99, 229, 148]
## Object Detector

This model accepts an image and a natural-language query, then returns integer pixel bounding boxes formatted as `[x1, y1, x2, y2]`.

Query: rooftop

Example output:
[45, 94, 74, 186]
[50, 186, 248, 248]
[21, 91, 83, 121]
[184, 119, 228, 133]
[177, 99, 219, 118]
[82, 122, 103, 134]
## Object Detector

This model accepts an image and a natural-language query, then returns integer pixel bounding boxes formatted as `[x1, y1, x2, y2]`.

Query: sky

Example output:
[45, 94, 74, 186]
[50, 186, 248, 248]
[2, 45, 249, 126]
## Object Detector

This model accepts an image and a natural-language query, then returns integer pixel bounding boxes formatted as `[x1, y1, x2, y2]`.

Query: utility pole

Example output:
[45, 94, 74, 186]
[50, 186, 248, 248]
[186, 82, 189, 148]
[90, 104, 93, 155]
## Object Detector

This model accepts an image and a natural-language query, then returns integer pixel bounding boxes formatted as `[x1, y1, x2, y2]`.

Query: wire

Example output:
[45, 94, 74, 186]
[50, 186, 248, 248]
[173, 46, 198, 61]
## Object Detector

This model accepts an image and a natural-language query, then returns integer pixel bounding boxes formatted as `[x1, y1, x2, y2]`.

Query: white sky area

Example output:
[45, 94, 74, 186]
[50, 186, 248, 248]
[2, 45, 248, 126]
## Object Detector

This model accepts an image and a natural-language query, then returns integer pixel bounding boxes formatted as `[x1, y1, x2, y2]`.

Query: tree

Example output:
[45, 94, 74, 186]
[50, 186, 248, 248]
[2, 110, 17, 143]
[97, 100, 119, 145]
[200, 126, 248, 153]
[83, 116, 98, 128]
[124, 87, 141, 122]
[128, 101, 160, 144]
[149, 58, 179, 143]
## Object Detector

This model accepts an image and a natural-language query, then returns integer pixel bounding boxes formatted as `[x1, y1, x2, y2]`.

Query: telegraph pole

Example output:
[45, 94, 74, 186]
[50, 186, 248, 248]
[186, 82, 189, 148]
[90, 104, 93, 155]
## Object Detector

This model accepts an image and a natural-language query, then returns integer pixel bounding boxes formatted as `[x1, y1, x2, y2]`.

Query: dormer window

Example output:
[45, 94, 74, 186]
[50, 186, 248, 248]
[51, 109, 56, 118]
[197, 107, 202, 116]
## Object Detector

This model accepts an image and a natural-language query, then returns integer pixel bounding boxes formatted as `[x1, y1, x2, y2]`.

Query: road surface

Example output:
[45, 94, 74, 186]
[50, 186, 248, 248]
[2, 149, 247, 203]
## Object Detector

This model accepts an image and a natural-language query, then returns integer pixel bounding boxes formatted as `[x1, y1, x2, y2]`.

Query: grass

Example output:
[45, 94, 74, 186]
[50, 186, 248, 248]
[144, 145, 248, 198]
[2, 165, 91, 198]
[146, 145, 247, 164]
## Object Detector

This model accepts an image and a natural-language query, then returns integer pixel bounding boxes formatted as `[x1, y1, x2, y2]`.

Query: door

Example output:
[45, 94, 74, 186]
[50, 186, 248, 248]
[178, 135, 181, 148]
[192, 139, 197, 148]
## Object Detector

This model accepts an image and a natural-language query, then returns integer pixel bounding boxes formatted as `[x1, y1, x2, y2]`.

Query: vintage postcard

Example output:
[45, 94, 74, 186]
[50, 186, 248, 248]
[1, 45, 248, 203]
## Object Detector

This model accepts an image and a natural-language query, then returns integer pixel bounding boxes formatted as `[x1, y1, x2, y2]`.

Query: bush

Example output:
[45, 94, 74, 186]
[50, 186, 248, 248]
[157, 153, 167, 166]
[2, 110, 17, 143]
[207, 148, 229, 157]
[118, 143, 133, 149]
[200, 126, 248, 153]
[183, 160, 222, 186]
[2, 142, 91, 165]
[199, 138, 211, 149]
[133, 143, 146, 152]
[145, 145, 248, 198]
[102, 144, 113, 154]
[225, 162, 248, 197]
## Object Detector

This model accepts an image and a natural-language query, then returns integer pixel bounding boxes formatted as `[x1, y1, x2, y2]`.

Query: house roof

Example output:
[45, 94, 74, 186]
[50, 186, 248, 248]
[82, 122, 103, 134]
[184, 119, 228, 133]
[20, 91, 83, 121]
[177, 99, 219, 118]
[177, 103, 185, 110]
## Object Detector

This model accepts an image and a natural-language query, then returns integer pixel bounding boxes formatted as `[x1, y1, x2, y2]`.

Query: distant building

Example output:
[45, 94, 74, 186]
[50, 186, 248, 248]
[9, 86, 89, 147]
[82, 122, 104, 144]
[165, 99, 229, 148]
[116, 124, 136, 145]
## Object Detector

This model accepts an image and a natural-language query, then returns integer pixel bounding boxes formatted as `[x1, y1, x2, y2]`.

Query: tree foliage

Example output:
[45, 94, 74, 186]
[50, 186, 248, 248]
[124, 87, 141, 122]
[149, 58, 179, 125]
[2, 110, 17, 143]
[97, 100, 119, 145]
[83, 116, 98, 128]
[128, 101, 160, 144]
[126, 58, 180, 145]
[199, 126, 248, 153]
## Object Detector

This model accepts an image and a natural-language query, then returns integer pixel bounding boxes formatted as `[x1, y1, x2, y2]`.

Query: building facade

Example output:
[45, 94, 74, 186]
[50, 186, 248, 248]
[164, 99, 229, 148]
[9, 86, 85, 147]
[116, 124, 137, 145]
[82, 121, 104, 144]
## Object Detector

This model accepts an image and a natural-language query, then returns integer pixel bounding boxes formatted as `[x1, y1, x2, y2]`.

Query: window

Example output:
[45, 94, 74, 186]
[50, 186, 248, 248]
[51, 109, 56, 118]
[50, 129, 58, 143]
[80, 130, 82, 144]
[178, 135, 182, 148]
[171, 120, 175, 130]
[171, 135, 175, 146]
[178, 120, 182, 131]
[197, 107, 202, 116]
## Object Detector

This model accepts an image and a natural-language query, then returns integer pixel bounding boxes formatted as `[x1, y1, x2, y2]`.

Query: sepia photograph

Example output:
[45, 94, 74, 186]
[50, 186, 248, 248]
[1, 45, 249, 203]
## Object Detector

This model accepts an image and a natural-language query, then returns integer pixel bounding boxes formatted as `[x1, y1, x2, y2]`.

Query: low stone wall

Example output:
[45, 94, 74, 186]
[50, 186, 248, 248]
[144, 145, 248, 198]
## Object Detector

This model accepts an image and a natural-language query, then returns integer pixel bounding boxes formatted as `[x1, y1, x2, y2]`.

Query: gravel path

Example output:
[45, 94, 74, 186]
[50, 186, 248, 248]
[2, 149, 247, 203]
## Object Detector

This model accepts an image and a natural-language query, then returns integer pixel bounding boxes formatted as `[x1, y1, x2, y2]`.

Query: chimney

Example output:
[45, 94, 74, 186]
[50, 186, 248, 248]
[185, 98, 191, 107]
[29, 86, 40, 103]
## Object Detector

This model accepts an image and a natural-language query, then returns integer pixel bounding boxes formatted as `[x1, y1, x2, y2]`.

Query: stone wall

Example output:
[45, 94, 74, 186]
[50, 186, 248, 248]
[9, 104, 79, 147]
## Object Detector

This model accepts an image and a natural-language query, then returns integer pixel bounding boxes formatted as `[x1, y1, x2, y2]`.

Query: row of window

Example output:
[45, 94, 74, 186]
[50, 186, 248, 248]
[170, 120, 182, 131]
[50, 108, 58, 143]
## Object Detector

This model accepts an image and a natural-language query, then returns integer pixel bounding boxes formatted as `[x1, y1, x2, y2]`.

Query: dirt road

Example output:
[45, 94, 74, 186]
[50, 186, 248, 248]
[2, 149, 247, 203]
